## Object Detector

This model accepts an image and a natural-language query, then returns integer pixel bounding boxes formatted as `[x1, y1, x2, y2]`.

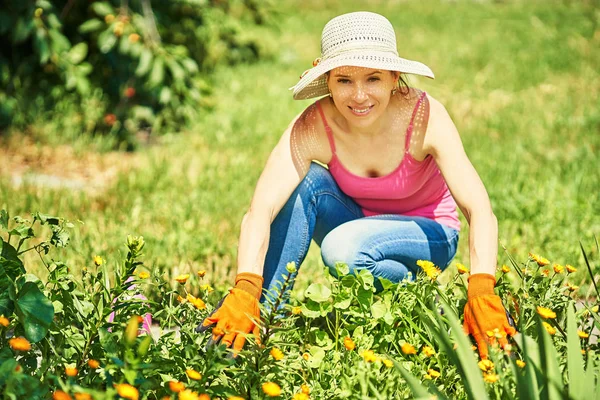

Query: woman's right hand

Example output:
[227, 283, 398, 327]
[196, 272, 263, 355]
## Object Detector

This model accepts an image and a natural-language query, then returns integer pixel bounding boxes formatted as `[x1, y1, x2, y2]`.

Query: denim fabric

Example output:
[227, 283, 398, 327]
[261, 162, 459, 302]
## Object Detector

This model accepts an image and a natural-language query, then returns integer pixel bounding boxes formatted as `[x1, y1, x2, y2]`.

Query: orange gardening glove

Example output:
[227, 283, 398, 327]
[463, 273, 517, 359]
[196, 272, 263, 355]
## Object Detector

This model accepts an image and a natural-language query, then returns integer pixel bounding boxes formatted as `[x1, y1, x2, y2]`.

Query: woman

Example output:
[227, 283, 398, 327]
[198, 11, 516, 359]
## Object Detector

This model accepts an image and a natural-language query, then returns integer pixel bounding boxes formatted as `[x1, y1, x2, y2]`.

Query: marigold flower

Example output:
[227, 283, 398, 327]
[200, 284, 214, 293]
[128, 33, 140, 44]
[478, 359, 494, 372]
[177, 295, 186, 303]
[383, 359, 394, 368]
[417, 260, 441, 280]
[93, 255, 103, 266]
[483, 373, 499, 383]
[292, 394, 309, 400]
[87, 359, 100, 369]
[456, 263, 469, 274]
[578, 330, 589, 339]
[186, 294, 206, 310]
[228, 397, 245, 400]
[566, 264, 577, 273]
[566, 283, 579, 292]
[175, 274, 190, 284]
[138, 271, 149, 279]
[178, 389, 201, 400]
[198, 394, 210, 400]
[105, 14, 115, 24]
[0, 316, 9, 327]
[537, 306, 557, 319]
[541, 269, 550, 277]
[592, 305, 599, 313]
[301, 384, 310, 394]
[553, 264, 564, 274]
[529, 253, 550, 266]
[262, 382, 281, 397]
[74, 393, 92, 400]
[65, 366, 78, 377]
[197, 270, 206, 278]
[423, 373, 432, 380]
[343, 337, 355, 351]
[270, 347, 284, 361]
[516, 360, 526, 368]
[421, 346, 435, 357]
[428, 369, 441, 378]
[302, 353, 310, 361]
[501, 265, 510, 273]
[292, 306, 302, 315]
[115, 383, 139, 400]
[542, 321, 556, 335]
[9, 337, 31, 351]
[53, 391, 72, 400]
[186, 369, 202, 380]
[361, 349, 378, 362]
[401, 342, 417, 355]
[169, 380, 186, 393]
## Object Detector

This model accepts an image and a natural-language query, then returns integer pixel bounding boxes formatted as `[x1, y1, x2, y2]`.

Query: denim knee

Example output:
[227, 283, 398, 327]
[321, 227, 367, 277]
[296, 162, 336, 199]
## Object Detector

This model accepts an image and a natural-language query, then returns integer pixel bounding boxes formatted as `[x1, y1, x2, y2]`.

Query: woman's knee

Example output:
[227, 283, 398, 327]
[321, 225, 370, 276]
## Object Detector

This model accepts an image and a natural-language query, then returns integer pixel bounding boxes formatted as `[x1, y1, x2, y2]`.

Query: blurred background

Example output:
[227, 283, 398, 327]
[1, 0, 599, 298]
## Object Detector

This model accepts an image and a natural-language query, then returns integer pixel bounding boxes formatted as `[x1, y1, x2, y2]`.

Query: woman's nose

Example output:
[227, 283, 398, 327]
[352, 85, 368, 102]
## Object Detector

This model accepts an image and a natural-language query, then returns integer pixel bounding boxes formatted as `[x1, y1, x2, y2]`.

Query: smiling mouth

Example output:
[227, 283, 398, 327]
[348, 105, 374, 116]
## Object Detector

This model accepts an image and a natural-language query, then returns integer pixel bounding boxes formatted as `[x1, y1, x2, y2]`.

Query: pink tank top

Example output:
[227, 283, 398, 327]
[315, 92, 461, 231]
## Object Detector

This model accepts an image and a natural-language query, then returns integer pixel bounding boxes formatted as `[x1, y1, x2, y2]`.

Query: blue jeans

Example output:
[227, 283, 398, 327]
[261, 163, 459, 302]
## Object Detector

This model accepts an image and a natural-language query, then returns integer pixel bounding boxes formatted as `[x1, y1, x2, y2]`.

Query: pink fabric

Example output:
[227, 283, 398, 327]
[316, 92, 461, 231]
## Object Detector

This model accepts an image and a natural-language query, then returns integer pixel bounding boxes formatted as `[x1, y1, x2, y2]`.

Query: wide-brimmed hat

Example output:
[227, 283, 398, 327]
[290, 11, 434, 100]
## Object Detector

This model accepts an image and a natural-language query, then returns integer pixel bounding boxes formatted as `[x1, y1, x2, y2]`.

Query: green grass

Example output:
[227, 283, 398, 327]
[1, 0, 598, 296]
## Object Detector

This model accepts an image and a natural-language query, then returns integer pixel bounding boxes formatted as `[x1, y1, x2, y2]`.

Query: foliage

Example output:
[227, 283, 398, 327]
[0, 0, 274, 148]
[1, 209, 599, 399]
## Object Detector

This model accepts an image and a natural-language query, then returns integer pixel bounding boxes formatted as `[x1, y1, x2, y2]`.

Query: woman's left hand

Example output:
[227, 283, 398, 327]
[463, 273, 517, 359]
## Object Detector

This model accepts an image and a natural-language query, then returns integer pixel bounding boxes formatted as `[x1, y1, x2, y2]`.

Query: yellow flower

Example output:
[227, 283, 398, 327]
[53, 391, 73, 400]
[478, 359, 494, 372]
[197, 270, 206, 278]
[565, 283, 579, 292]
[592, 305, 599, 313]
[262, 382, 281, 397]
[138, 271, 150, 279]
[401, 342, 417, 355]
[301, 384, 310, 395]
[417, 260, 441, 280]
[74, 393, 92, 400]
[456, 263, 469, 274]
[302, 352, 310, 361]
[186, 369, 202, 380]
[175, 274, 190, 284]
[178, 389, 201, 400]
[421, 346, 435, 357]
[578, 330, 589, 339]
[423, 373, 432, 380]
[343, 337, 355, 351]
[9, 337, 31, 351]
[228, 397, 245, 400]
[553, 264, 564, 274]
[529, 253, 550, 266]
[383, 359, 394, 368]
[186, 294, 206, 310]
[0, 316, 9, 327]
[501, 265, 510, 273]
[169, 380, 186, 393]
[566, 264, 577, 273]
[270, 347, 284, 361]
[65, 366, 78, 377]
[177, 295, 186, 304]
[361, 349, 378, 362]
[200, 284, 214, 293]
[483, 373, 499, 383]
[428, 369, 441, 378]
[88, 359, 100, 369]
[542, 322, 556, 335]
[115, 383, 139, 400]
[105, 14, 115, 24]
[292, 394, 309, 400]
[292, 306, 302, 315]
[128, 33, 140, 43]
[516, 360, 526, 368]
[537, 306, 557, 319]
[93, 255, 103, 266]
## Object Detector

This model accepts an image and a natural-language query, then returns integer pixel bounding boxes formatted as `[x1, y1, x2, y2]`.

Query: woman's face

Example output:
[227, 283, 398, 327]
[327, 66, 399, 129]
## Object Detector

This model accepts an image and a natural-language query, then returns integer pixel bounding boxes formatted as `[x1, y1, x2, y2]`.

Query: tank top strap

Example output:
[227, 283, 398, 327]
[405, 91, 427, 150]
[315, 99, 337, 154]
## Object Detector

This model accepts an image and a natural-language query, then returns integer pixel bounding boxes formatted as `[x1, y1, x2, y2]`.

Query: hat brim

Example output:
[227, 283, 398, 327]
[290, 50, 434, 100]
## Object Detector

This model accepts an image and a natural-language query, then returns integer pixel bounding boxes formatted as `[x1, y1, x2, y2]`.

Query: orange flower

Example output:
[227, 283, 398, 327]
[123, 87, 136, 98]
[169, 380, 186, 393]
[128, 34, 140, 44]
[9, 337, 31, 351]
[566, 264, 577, 273]
[186, 369, 202, 380]
[177, 295, 186, 304]
[541, 269, 550, 277]
[262, 382, 281, 397]
[270, 347, 284, 361]
[87, 359, 100, 369]
[301, 384, 310, 395]
[343, 336, 355, 351]
[186, 294, 206, 310]
[553, 264, 564, 274]
[529, 253, 550, 266]
[178, 389, 201, 400]
[198, 394, 210, 400]
[516, 360, 526, 368]
[175, 274, 190, 284]
[421, 346, 435, 357]
[114, 384, 139, 400]
[53, 391, 72, 400]
[537, 306, 556, 319]
[74, 393, 92, 400]
[197, 270, 206, 278]
[65, 366, 78, 377]
[0, 316, 9, 327]
[456, 263, 469, 274]
[501, 265, 510, 274]
[401, 342, 417, 355]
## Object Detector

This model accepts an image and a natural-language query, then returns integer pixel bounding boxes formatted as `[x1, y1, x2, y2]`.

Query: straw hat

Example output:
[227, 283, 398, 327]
[290, 11, 434, 100]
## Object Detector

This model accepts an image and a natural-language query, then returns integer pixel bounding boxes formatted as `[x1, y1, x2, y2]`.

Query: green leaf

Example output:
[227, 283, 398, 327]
[1, 239, 23, 268]
[13, 18, 34, 43]
[91, 2, 114, 17]
[307, 346, 325, 369]
[166, 59, 185, 82]
[0, 210, 7, 230]
[159, 87, 172, 104]
[136, 48, 153, 77]
[148, 58, 165, 87]
[304, 283, 331, 303]
[392, 357, 442, 399]
[535, 315, 563, 400]
[370, 300, 387, 319]
[67, 43, 88, 64]
[98, 29, 117, 53]
[356, 268, 374, 290]
[79, 19, 104, 34]
[181, 58, 199, 74]
[333, 292, 351, 310]
[14, 282, 54, 343]
[567, 305, 587, 399]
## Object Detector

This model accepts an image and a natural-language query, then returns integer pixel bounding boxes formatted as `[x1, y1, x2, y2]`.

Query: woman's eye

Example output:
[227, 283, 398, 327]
[337, 79, 350, 84]
[368, 77, 380, 82]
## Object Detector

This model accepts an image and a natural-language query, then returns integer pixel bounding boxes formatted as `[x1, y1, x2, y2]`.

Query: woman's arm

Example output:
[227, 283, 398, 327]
[423, 94, 497, 276]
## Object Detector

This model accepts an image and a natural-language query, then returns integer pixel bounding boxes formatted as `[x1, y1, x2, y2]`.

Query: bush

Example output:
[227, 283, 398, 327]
[0, 0, 274, 149]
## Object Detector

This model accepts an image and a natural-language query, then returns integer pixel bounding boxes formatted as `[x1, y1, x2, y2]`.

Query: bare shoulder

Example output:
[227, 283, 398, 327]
[423, 93, 461, 157]
[287, 100, 332, 165]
